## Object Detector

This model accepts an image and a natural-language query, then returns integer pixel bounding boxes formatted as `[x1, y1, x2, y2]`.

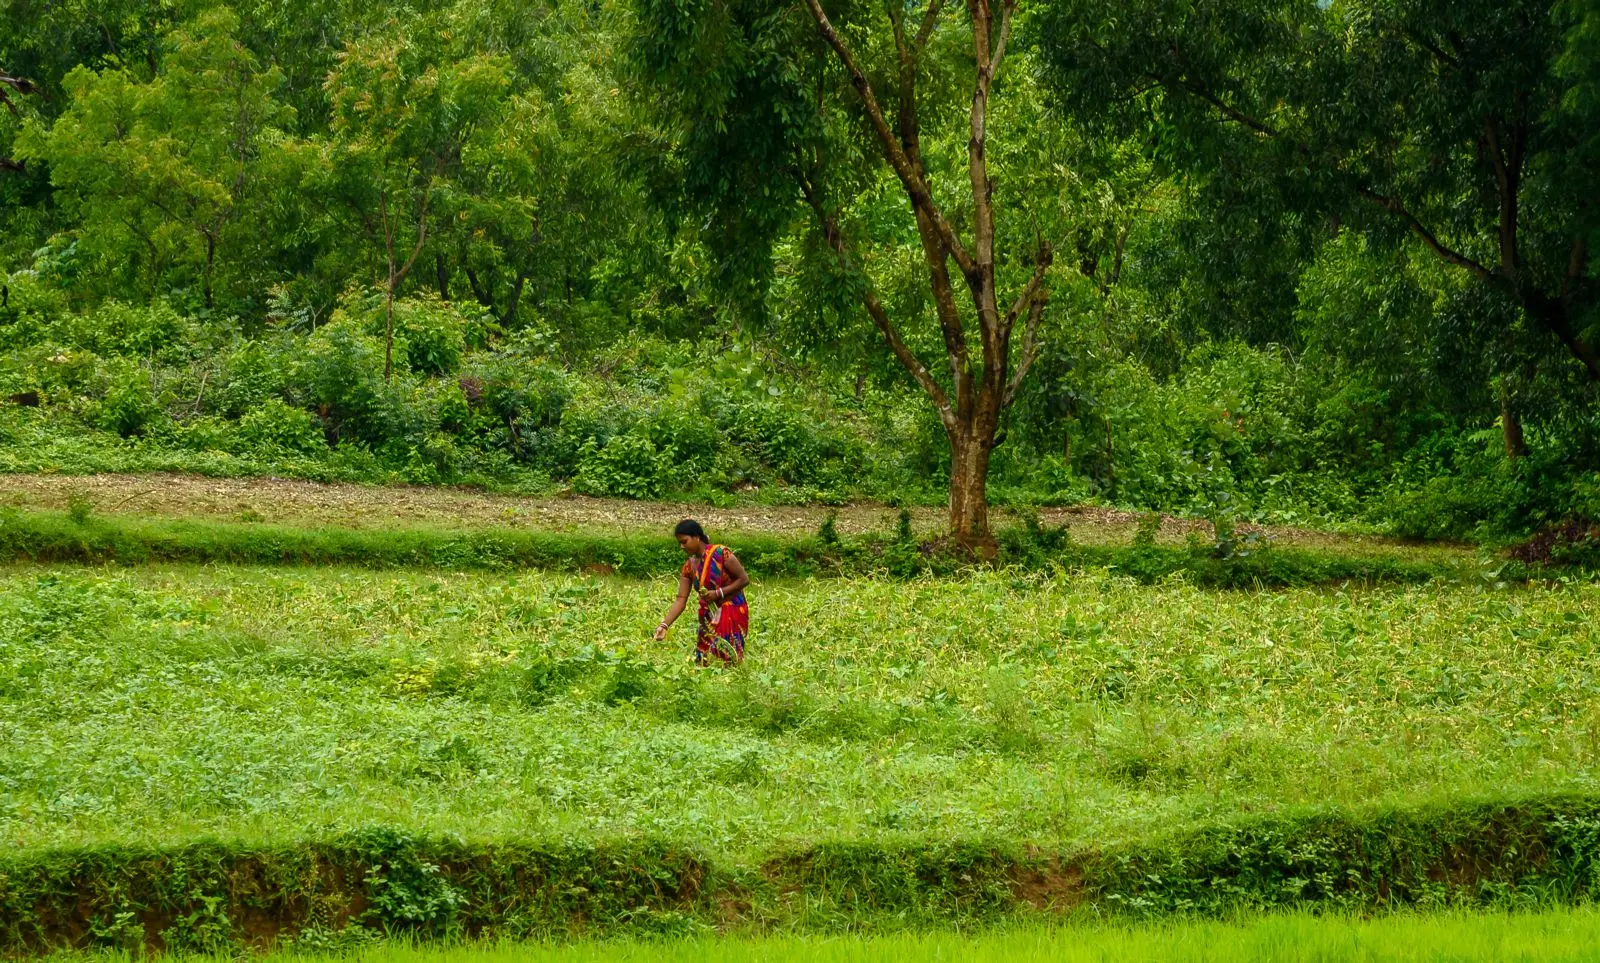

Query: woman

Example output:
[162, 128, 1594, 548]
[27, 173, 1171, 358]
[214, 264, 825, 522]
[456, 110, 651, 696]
[655, 519, 750, 665]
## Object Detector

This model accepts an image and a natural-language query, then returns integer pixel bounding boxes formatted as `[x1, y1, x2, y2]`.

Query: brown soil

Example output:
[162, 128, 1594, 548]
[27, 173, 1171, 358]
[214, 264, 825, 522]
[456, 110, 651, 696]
[1507, 518, 1600, 565]
[0, 471, 1463, 557]
[1010, 857, 1087, 911]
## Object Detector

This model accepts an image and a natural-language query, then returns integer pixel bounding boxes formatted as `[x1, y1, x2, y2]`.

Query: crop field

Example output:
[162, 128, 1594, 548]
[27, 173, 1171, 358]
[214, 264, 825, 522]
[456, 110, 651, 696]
[2, 484, 1599, 955]
[245, 909, 1600, 963]
[4, 563, 1598, 853]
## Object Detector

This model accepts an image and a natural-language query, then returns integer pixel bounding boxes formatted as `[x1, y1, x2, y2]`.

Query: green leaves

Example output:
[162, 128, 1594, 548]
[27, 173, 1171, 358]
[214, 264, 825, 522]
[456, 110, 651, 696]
[18, 7, 294, 308]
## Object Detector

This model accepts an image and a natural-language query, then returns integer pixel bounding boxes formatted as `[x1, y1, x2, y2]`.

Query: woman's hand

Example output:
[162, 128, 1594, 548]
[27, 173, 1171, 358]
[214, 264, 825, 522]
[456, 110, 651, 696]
[654, 621, 670, 642]
[697, 586, 724, 605]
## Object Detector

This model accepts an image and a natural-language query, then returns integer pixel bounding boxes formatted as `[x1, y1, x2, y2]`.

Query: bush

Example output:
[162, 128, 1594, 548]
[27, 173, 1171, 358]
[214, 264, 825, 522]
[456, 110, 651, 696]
[291, 319, 426, 449]
[574, 433, 672, 499]
[238, 398, 325, 454]
[91, 362, 164, 437]
[212, 340, 290, 417]
[387, 296, 474, 376]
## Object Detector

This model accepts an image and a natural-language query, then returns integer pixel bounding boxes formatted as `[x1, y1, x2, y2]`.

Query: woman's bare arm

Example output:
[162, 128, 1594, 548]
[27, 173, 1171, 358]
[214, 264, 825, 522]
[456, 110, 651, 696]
[656, 573, 693, 640]
[707, 551, 750, 601]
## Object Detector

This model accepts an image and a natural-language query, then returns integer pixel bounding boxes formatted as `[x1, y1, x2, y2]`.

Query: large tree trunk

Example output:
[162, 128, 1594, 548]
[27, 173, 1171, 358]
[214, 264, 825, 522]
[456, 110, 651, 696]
[948, 426, 996, 557]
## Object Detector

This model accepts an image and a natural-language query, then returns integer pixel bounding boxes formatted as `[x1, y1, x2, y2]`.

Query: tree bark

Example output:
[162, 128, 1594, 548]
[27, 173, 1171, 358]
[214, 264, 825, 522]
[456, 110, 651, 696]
[202, 232, 216, 310]
[1500, 381, 1526, 459]
[947, 427, 994, 554]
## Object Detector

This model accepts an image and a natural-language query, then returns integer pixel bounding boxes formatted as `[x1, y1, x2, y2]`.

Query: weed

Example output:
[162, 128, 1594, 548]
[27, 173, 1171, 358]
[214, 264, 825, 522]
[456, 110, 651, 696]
[1133, 512, 1162, 547]
[65, 489, 93, 525]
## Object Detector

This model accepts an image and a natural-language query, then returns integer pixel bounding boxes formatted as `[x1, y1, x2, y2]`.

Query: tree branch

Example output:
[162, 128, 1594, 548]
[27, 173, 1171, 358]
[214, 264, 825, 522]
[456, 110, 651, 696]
[1004, 239, 1053, 329]
[1169, 76, 1279, 138]
[889, 0, 971, 404]
[801, 0, 977, 278]
[396, 192, 431, 283]
[989, 0, 1015, 75]
[1004, 292, 1048, 407]
[1354, 187, 1495, 280]
[1564, 236, 1588, 302]
[914, 0, 946, 50]
[1403, 29, 1459, 69]
[797, 171, 954, 421]
[1482, 117, 1519, 276]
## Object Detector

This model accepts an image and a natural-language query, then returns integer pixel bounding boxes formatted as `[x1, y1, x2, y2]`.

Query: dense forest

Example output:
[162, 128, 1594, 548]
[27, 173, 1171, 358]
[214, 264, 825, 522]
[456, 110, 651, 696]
[1, 0, 1597, 546]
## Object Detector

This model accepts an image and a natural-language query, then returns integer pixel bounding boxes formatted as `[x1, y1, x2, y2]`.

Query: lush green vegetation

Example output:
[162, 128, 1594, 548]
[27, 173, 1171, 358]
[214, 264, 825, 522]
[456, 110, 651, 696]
[2, 562, 1594, 849]
[4, 0, 1600, 953]
[9, 553, 1600, 947]
[2, 559, 1600, 948]
[226, 909, 1600, 963]
[1, 0, 1596, 545]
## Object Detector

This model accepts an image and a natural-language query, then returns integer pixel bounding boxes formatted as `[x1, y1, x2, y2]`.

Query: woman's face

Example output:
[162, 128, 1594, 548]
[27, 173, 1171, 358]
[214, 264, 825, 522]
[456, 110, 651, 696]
[676, 533, 703, 555]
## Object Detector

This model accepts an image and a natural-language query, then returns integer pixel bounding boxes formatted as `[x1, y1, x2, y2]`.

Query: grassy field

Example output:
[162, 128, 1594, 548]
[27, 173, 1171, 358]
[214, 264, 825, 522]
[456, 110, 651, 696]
[1, 476, 1597, 951]
[3, 564, 1596, 853]
[230, 909, 1600, 963]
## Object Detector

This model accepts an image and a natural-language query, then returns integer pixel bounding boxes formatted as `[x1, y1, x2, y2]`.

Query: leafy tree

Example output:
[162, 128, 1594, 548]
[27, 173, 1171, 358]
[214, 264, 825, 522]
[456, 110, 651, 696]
[633, 0, 1073, 553]
[1037, 0, 1600, 383]
[314, 20, 514, 378]
[17, 8, 292, 308]
[0, 67, 44, 175]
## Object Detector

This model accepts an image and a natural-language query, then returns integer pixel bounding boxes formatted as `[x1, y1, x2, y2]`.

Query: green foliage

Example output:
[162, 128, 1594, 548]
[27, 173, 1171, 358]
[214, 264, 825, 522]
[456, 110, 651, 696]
[238, 397, 325, 454]
[3, 0, 1600, 539]
[1, 561, 1600, 948]
[574, 433, 672, 499]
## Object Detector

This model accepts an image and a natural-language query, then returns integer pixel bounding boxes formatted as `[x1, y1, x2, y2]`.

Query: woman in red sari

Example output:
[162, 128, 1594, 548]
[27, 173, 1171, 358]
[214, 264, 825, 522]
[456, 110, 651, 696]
[654, 519, 750, 664]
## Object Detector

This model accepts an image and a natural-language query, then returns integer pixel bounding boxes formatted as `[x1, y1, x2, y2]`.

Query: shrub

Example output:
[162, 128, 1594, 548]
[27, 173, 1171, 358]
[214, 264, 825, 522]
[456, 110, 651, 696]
[91, 361, 164, 437]
[238, 398, 325, 454]
[291, 319, 425, 448]
[212, 340, 290, 417]
[574, 433, 671, 499]
[388, 296, 470, 376]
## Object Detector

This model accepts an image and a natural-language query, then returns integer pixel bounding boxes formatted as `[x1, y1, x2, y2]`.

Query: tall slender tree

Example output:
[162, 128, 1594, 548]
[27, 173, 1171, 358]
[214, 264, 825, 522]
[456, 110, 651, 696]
[633, 0, 1064, 553]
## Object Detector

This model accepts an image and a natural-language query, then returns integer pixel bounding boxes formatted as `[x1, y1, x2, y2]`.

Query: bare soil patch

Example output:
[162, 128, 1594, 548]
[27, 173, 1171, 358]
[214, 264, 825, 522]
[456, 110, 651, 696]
[0, 471, 1461, 557]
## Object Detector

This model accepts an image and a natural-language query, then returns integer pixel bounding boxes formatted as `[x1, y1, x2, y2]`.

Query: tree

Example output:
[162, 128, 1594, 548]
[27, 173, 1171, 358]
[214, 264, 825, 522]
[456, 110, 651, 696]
[634, 0, 1067, 553]
[1, 68, 44, 175]
[1036, 0, 1600, 385]
[17, 8, 292, 308]
[315, 21, 514, 378]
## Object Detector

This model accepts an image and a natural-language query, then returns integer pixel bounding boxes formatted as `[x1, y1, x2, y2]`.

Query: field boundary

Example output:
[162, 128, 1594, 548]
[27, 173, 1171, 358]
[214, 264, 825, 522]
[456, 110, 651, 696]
[4, 795, 1597, 953]
[0, 507, 1463, 587]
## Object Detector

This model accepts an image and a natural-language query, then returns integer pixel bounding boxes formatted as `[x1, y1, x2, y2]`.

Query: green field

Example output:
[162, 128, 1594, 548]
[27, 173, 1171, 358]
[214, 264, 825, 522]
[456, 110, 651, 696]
[244, 910, 1600, 963]
[2, 482, 1598, 952]
[4, 564, 1597, 852]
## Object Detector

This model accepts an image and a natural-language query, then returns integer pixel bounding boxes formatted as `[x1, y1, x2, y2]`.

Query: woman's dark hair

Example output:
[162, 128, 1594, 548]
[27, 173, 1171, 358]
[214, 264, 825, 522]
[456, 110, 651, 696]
[674, 519, 710, 543]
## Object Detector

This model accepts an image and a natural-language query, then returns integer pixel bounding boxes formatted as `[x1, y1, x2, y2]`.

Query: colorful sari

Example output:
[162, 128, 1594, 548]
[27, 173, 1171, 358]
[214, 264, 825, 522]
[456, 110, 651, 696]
[682, 544, 748, 665]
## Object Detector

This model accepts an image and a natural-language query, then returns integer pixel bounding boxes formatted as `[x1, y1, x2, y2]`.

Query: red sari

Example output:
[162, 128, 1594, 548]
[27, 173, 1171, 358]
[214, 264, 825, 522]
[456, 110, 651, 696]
[682, 544, 748, 664]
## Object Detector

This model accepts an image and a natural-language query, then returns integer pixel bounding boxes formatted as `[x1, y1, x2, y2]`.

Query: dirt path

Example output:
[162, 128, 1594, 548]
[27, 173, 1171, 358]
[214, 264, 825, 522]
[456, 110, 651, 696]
[0, 471, 1462, 556]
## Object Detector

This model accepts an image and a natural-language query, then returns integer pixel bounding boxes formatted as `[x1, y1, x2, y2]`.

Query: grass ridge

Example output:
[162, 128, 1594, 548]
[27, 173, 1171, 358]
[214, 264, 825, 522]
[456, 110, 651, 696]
[0, 508, 1459, 587]
[4, 795, 1597, 953]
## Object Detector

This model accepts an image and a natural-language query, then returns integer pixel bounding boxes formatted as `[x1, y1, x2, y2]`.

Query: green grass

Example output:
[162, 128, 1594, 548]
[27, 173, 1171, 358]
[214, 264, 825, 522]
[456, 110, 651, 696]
[3, 563, 1596, 853]
[228, 909, 1600, 963]
[5, 561, 1600, 948]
